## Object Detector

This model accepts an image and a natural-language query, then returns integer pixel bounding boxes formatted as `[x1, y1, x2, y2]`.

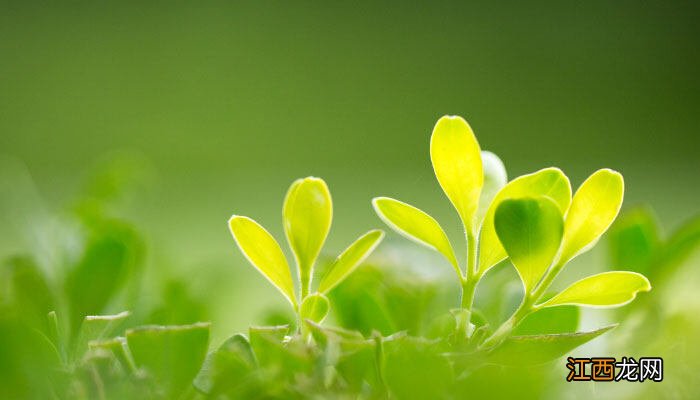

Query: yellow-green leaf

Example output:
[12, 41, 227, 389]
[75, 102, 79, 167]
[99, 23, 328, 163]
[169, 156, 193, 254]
[318, 229, 385, 293]
[539, 271, 651, 308]
[283, 177, 332, 295]
[495, 197, 564, 292]
[430, 115, 483, 233]
[300, 293, 330, 323]
[558, 169, 624, 264]
[476, 151, 507, 226]
[229, 216, 296, 306]
[372, 197, 459, 274]
[478, 168, 571, 273]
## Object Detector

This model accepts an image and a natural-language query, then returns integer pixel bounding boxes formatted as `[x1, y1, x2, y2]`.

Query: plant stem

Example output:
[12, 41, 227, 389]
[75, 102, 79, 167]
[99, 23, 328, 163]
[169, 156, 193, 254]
[479, 260, 566, 349]
[457, 229, 478, 339]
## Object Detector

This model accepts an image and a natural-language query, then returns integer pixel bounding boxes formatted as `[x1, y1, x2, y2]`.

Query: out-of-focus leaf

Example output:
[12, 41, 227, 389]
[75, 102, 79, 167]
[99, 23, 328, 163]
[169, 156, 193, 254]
[513, 306, 579, 335]
[479, 168, 571, 274]
[283, 177, 332, 295]
[300, 293, 330, 323]
[89, 336, 136, 374]
[659, 215, 700, 279]
[228, 216, 296, 306]
[486, 325, 616, 365]
[372, 197, 458, 273]
[430, 115, 483, 233]
[194, 334, 258, 398]
[65, 219, 144, 331]
[318, 229, 384, 293]
[383, 335, 453, 399]
[476, 151, 507, 225]
[1, 256, 54, 330]
[249, 325, 313, 379]
[540, 271, 651, 308]
[126, 322, 210, 398]
[149, 280, 208, 326]
[559, 169, 624, 264]
[607, 206, 661, 276]
[74, 311, 130, 360]
[495, 197, 564, 291]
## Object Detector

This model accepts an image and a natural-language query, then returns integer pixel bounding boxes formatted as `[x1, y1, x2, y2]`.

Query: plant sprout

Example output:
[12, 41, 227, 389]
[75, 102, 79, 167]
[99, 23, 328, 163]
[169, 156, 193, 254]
[228, 176, 384, 326]
[373, 115, 652, 344]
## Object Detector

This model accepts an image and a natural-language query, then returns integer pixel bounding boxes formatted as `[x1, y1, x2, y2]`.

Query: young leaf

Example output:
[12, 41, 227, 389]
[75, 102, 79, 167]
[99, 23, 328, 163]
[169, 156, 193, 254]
[558, 169, 624, 264]
[476, 151, 507, 225]
[372, 197, 459, 273]
[317, 229, 385, 293]
[430, 115, 483, 233]
[300, 293, 330, 323]
[539, 271, 651, 308]
[126, 323, 210, 398]
[479, 168, 571, 274]
[229, 216, 296, 306]
[494, 197, 564, 292]
[513, 306, 579, 335]
[283, 177, 332, 295]
[486, 325, 616, 366]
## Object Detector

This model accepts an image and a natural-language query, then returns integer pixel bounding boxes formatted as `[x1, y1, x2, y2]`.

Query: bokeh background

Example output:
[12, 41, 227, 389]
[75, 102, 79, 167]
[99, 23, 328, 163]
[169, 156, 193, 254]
[1, 1, 699, 398]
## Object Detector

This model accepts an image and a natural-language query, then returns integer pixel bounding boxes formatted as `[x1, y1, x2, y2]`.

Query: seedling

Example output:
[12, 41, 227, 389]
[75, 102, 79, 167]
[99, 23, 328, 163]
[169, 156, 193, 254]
[373, 115, 651, 346]
[228, 177, 384, 326]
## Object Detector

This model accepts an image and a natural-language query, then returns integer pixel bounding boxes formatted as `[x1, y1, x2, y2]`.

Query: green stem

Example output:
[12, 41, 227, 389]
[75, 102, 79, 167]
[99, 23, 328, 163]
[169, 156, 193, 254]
[456, 230, 478, 339]
[479, 260, 566, 349]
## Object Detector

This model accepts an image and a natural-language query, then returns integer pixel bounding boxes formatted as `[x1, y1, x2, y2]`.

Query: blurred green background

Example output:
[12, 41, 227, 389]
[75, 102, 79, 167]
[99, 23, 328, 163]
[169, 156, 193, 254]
[1, 1, 699, 396]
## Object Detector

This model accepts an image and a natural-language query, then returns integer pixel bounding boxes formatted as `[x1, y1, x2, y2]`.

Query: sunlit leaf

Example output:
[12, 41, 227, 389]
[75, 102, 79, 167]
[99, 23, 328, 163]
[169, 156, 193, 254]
[479, 168, 571, 274]
[318, 229, 384, 293]
[372, 197, 458, 273]
[476, 151, 507, 225]
[486, 325, 616, 365]
[495, 197, 564, 292]
[228, 216, 296, 306]
[540, 271, 651, 308]
[283, 177, 332, 295]
[558, 169, 624, 264]
[300, 293, 330, 323]
[126, 323, 210, 398]
[607, 206, 661, 277]
[430, 115, 483, 233]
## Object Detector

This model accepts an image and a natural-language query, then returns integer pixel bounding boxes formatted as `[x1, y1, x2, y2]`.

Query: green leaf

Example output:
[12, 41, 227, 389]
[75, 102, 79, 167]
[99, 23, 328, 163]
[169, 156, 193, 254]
[1, 256, 54, 330]
[283, 177, 333, 296]
[540, 271, 651, 308]
[228, 215, 296, 306]
[513, 305, 579, 335]
[478, 168, 571, 274]
[89, 336, 136, 374]
[476, 151, 507, 225]
[194, 334, 257, 397]
[494, 197, 564, 292]
[430, 115, 483, 233]
[318, 229, 384, 293]
[74, 311, 130, 360]
[559, 169, 624, 264]
[486, 325, 616, 366]
[607, 206, 661, 276]
[659, 215, 700, 278]
[65, 219, 144, 331]
[383, 335, 453, 399]
[372, 197, 458, 274]
[300, 293, 330, 323]
[126, 323, 210, 398]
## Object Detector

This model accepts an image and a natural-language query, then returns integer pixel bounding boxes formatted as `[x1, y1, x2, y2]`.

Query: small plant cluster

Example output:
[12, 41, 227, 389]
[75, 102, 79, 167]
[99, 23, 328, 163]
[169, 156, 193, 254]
[5, 115, 699, 399]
